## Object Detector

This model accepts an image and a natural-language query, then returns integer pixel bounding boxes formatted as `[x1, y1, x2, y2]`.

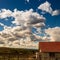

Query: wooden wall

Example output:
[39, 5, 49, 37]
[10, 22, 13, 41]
[39, 52, 60, 60]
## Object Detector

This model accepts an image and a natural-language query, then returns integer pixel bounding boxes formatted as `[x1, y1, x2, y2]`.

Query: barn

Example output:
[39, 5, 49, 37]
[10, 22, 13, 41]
[39, 42, 60, 60]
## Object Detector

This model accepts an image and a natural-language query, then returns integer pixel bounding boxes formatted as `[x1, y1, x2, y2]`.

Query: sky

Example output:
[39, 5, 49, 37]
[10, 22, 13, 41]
[0, 0, 60, 49]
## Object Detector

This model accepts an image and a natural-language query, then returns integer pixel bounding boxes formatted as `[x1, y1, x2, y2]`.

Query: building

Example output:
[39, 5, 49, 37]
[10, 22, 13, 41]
[39, 42, 60, 60]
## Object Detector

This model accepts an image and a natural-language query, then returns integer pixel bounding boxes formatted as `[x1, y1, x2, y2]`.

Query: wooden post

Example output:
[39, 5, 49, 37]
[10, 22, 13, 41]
[17, 54, 19, 60]
[8, 53, 10, 60]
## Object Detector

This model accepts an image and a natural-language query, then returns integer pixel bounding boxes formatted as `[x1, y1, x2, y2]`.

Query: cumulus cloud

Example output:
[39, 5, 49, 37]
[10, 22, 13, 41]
[45, 27, 60, 42]
[0, 9, 12, 19]
[38, 1, 52, 14]
[0, 26, 38, 49]
[0, 8, 45, 28]
[0, 8, 60, 48]
[0, 8, 46, 49]
[12, 9, 45, 28]
[52, 10, 60, 16]
[38, 1, 60, 16]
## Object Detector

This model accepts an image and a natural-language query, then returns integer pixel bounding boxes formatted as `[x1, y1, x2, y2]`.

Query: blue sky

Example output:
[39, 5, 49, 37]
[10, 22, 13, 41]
[0, 0, 60, 30]
[0, 0, 60, 48]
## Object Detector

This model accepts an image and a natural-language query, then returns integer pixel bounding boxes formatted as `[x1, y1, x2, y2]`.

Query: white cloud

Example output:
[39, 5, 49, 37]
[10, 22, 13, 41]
[1, 8, 60, 48]
[1, 8, 60, 46]
[38, 1, 60, 16]
[0, 8, 46, 49]
[0, 9, 45, 28]
[38, 1, 52, 14]
[12, 9, 45, 28]
[0, 26, 38, 49]
[45, 27, 60, 41]
[0, 9, 12, 19]
[52, 10, 60, 16]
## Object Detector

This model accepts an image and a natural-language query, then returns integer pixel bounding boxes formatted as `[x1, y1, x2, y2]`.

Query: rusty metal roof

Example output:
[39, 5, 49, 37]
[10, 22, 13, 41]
[39, 42, 60, 52]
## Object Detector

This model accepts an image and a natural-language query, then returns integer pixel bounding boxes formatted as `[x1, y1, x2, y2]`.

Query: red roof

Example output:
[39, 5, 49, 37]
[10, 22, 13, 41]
[39, 42, 60, 52]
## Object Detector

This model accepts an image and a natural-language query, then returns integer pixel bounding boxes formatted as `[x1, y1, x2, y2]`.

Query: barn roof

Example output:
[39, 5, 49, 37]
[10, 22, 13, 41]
[39, 42, 60, 52]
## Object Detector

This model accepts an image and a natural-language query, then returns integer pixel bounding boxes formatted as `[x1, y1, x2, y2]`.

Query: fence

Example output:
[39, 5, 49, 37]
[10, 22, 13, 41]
[0, 53, 38, 60]
[0, 48, 38, 60]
